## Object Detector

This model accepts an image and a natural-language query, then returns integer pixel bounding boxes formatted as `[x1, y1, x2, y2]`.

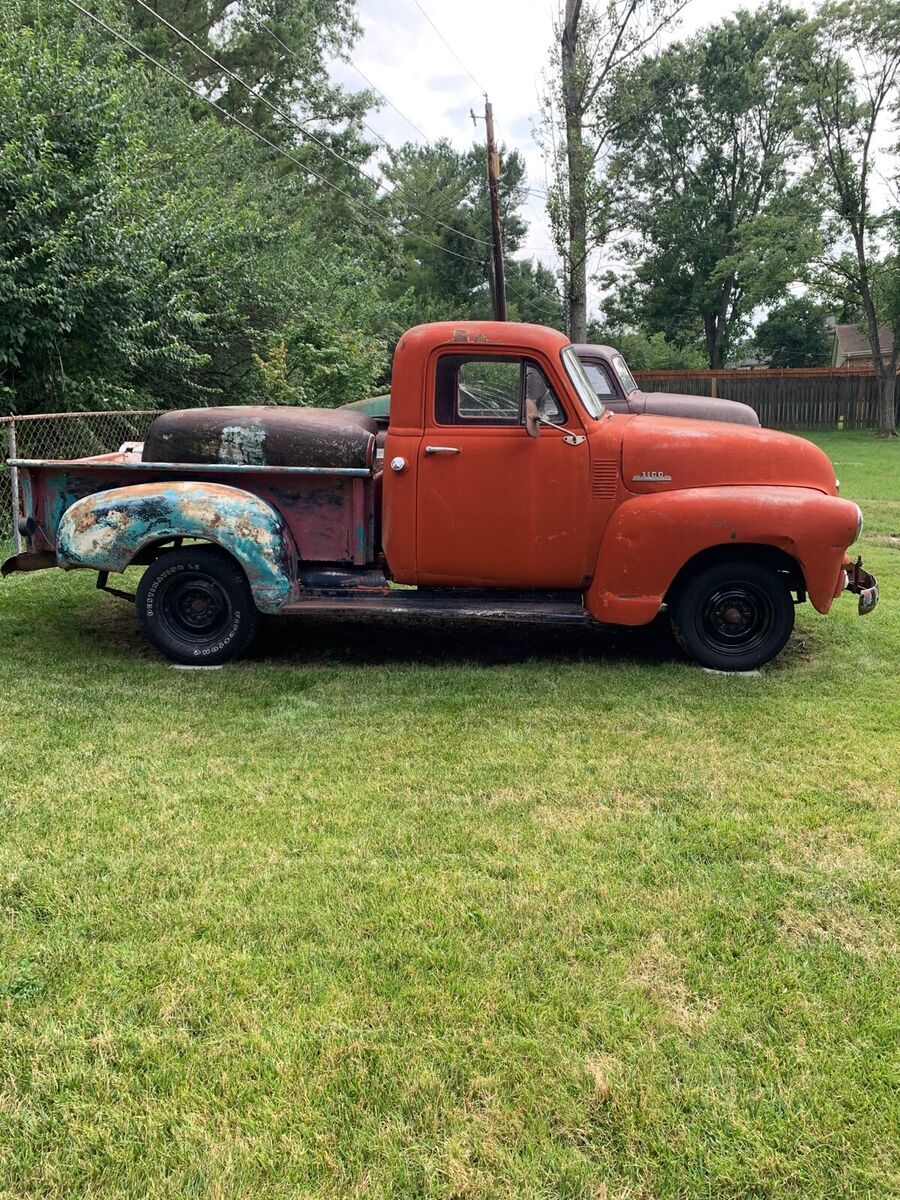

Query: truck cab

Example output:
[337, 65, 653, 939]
[3, 321, 877, 671]
[382, 323, 604, 589]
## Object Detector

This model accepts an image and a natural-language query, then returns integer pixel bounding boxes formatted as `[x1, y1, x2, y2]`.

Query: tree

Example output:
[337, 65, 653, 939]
[754, 297, 831, 366]
[380, 139, 550, 325]
[792, 0, 900, 434]
[586, 327, 706, 369]
[539, 0, 686, 342]
[0, 3, 402, 414]
[605, 4, 821, 368]
[129, 0, 373, 150]
[505, 259, 566, 330]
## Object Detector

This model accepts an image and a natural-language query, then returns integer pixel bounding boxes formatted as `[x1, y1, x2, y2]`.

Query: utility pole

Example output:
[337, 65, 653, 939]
[471, 97, 507, 321]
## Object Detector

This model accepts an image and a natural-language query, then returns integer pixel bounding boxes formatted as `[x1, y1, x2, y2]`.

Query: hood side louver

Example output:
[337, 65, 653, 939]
[591, 461, 618, 498]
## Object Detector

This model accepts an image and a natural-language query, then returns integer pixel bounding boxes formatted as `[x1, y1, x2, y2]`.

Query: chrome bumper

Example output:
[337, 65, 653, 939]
[844, 556, 878, 615]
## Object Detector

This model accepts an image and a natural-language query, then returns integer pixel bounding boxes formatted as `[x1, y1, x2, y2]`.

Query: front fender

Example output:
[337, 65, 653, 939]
[585, 486, 861, 626]
[56, 481, 298, 613]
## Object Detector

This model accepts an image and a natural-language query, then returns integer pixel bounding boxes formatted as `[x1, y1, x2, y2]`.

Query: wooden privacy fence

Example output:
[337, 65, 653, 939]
[631, 366, 899, 430]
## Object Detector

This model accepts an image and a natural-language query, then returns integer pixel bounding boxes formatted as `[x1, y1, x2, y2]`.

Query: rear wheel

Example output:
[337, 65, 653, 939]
[136, 545, 257, 665]
[670, 560, 795, 671]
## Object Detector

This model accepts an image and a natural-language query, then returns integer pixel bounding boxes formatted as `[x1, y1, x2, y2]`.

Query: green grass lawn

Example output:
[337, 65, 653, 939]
[0, 431, 898, 1199]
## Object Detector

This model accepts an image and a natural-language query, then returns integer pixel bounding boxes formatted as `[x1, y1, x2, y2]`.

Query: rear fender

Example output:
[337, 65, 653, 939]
[55, 481, 298, 613]
[585, 486, 861, 625]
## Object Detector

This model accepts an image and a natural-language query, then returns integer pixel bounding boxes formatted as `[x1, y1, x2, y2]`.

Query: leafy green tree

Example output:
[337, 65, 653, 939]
[606, 4, 821, 367]
[538, 0, 686, 342]
[586, 327, 706, 369]
[753, 297, 831, 367]
[380, 138, 549, 325]
[506, 259, 565, 330]
[790, 0, 900, 434]
[0, 4, 401, 414]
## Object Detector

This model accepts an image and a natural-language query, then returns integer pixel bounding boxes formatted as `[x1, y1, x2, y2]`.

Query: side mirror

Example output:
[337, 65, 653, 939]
[525, 397, 541, 439]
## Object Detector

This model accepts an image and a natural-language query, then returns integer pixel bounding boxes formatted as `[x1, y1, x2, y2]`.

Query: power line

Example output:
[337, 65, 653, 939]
[506, 279, 563, 320]
[410, 0, 487, 95]
[341, 56, 432, 144]
[338, 47, 436, 146]
[246, 11, 393, 152]
[65, 0, 566, 319]
[130, 0, 490, 248]
[63, 0, 479, 265]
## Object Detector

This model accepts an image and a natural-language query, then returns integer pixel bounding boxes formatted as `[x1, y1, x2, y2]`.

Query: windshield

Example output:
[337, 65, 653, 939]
[561, 345, 603, 419]
[611, 353, 638, 395]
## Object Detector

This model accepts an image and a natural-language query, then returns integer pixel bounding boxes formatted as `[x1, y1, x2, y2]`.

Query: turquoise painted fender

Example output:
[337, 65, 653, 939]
[55, 480, 298, 613]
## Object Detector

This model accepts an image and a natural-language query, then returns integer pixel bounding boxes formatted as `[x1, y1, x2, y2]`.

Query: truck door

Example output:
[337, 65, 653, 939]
[415, 352, 590, 587]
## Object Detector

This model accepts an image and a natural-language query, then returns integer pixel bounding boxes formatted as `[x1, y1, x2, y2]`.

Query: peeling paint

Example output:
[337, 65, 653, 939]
[220, 424, 266, 466]
[56, 481, 298, 613]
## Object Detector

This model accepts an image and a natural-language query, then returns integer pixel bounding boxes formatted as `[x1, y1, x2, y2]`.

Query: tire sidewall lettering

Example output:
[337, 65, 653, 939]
[138, 550, 255, 665]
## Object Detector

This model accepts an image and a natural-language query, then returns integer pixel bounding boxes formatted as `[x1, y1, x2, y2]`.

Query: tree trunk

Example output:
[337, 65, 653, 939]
[852, 232, 896, 435]
[562, 0, 588, 343]
[703, 313, 724, 369]
[876, 354, 898, 436]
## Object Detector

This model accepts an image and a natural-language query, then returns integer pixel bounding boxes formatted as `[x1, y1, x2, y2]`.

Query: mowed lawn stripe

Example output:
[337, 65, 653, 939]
[0, 431, 897, 1197]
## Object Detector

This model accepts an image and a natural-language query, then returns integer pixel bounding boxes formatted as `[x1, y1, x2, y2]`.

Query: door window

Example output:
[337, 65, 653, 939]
[582, 361, 617, 397]
[435, 355, 566, 426]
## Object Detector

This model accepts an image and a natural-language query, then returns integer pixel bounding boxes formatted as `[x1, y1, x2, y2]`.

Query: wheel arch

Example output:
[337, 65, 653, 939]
[585, 486, 853, 625]
[55, 481, 298, 614]
[664, 543, 806, 605]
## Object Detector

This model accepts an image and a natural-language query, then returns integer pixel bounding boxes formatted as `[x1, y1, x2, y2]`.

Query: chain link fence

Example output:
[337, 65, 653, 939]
[1, 411, 161, 557]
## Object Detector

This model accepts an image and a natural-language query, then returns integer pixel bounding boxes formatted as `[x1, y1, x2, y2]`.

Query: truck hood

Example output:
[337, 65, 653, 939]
[632, 389, 759, 427]
[622, 415, 838, 495]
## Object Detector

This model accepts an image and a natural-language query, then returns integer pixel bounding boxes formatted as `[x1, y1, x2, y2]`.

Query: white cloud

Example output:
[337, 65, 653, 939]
[329, 0, 884, 322]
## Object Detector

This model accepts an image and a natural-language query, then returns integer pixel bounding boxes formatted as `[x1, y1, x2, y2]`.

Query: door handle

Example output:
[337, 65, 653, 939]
[424, 445, 460, 455]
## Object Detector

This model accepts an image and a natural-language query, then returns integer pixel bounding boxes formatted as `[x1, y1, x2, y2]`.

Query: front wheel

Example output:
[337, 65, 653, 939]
[136, 545, 257, 665]
[670, 560, 795, 671]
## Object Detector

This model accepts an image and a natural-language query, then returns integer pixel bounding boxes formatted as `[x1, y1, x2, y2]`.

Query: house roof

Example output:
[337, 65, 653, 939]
[833, 323, 894, 359]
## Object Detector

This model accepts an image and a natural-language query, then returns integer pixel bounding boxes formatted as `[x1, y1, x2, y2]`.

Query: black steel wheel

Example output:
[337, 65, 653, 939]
[136, 545, 257, 665]
[671, 560, 795, 671]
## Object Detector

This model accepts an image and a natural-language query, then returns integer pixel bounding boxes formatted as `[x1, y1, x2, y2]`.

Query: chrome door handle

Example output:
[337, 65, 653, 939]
[424, 445, 460, 455]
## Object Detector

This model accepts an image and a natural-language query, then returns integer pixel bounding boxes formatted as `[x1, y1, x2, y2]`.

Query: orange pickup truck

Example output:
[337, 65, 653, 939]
[3, 321, 877, 671]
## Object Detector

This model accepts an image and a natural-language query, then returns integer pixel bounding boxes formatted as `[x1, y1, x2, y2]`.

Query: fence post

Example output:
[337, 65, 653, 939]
[8, 420, 22, 554]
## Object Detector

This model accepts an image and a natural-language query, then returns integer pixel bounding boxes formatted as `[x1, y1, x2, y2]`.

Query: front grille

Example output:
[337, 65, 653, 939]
[591, 461, 618, 498]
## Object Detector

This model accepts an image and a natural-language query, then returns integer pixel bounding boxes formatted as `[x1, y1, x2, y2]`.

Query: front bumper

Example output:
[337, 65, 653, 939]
[843, 556, 878, 615]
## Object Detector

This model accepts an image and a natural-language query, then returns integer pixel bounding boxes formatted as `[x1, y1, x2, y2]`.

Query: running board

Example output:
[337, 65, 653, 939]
[280, 588, 590, 624]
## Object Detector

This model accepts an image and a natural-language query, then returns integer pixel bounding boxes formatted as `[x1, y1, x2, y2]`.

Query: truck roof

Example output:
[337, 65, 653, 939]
[400, 320, 571, 351]
[572, 342, 618, 359]
[391, 321, 572, 430]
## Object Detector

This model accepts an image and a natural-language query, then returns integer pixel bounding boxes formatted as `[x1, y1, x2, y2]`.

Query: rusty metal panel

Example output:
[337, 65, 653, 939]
[142, 407, 377, 470]
[55, 481, 298, 613]
[12, 458, 376, 569]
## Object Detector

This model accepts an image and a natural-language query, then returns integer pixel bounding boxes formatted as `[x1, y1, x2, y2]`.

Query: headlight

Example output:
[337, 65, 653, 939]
[854, 504, 864, 543]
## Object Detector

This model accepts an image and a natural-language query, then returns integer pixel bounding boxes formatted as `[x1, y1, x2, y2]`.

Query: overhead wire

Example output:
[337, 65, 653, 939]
[128, 0, 491, 248]
[246, 10, 394, 151]
[409, 0, 487, 95]
[250, 3, 565, 317]
[63, 0, 481, 265]
[66, 0, 565, 324]
[338, 58, 432, 145]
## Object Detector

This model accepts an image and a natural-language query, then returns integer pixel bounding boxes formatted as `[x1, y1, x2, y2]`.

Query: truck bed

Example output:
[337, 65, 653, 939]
[10, 445, 379, 567]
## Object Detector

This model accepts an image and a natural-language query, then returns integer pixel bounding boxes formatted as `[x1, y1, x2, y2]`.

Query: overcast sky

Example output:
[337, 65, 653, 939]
[328, 0, 786, 317]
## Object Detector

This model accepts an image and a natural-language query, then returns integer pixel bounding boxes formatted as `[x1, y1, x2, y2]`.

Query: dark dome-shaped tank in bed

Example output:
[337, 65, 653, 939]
[142, 406, 378, 470]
